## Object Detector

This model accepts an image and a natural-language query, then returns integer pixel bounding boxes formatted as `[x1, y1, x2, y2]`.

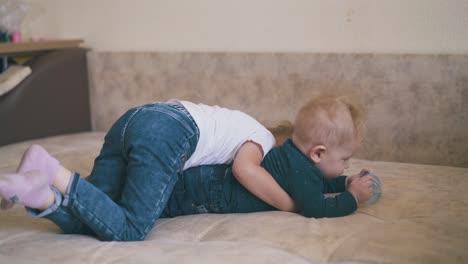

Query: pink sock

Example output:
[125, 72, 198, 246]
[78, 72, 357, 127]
[17, 144, 60, 185]
[0, 170, 52, 209]
[1, 145, 59, 210]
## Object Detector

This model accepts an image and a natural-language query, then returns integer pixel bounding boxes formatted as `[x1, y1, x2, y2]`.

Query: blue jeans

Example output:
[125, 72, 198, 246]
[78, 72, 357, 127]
[28, 102, 200, 241]
[161, 164, 231, 218]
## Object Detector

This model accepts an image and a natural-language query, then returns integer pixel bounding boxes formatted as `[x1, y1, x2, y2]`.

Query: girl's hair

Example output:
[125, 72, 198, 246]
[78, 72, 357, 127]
[268, 120, 294, 146]
[292, 94, 367, 152]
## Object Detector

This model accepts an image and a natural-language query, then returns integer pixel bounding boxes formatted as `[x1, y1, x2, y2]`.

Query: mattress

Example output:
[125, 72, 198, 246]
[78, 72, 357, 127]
[0, 132, 467, 263]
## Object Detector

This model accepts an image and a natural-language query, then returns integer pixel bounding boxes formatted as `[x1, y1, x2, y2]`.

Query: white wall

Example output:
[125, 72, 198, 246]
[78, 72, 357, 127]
[22, 0, 468, 53]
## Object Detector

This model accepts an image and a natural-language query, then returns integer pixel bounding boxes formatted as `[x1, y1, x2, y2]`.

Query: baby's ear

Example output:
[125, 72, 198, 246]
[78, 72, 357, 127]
[309, 145, 326, 163]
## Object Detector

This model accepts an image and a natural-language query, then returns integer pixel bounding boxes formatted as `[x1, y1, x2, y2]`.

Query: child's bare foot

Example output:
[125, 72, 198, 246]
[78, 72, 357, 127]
[0, 170, 54, 210]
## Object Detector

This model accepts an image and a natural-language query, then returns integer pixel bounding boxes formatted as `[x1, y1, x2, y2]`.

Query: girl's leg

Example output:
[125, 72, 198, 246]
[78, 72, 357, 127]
[44, 115, 133, 235]
[4, 107, 142, 236]
[0, 148, 95, 235]
[39, 128, 130, 236]
[39, 106, 147, 236]
[6, 150, 124, 236]
[0, 169, 93, 235]
[27, 131, 131, 236]
[1, 103, 198, 241]
[61, 103, 198, 241]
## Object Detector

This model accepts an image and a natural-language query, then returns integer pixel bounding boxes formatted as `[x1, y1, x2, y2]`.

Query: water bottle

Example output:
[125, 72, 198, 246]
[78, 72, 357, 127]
[361, 172, 382, 205]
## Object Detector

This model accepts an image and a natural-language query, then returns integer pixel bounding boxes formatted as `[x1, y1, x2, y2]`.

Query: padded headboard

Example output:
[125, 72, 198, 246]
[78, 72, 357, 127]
[88, 52, 468, 168]
[0, 48, 91, 146]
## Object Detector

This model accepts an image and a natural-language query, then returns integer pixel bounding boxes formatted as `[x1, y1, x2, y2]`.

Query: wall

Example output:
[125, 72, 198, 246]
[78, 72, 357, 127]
[87, 52, 468, 167]
[23, 0, 468, 53]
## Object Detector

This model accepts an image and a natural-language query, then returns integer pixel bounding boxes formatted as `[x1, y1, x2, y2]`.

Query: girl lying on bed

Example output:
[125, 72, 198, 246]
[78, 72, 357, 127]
[0, 95, 376, 241]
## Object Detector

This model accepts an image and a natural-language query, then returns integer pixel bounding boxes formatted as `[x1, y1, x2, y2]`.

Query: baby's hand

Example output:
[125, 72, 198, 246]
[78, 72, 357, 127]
[348, 175, 373, 204]
[346, 168, 372, 189]
[358, 168, 372, 177]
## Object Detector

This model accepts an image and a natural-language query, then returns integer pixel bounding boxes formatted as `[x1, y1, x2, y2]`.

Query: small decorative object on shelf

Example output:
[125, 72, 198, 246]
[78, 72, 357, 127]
[10, 31, 20, 43]
[0, 64, 31, 96]
[0, 0, 41, 73]
[0, 31, 11, 42]
[0, 0, 31, 43]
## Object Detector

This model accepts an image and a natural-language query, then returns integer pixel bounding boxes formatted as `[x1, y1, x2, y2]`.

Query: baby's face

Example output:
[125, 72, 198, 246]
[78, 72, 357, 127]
[316, 143, 355, 178]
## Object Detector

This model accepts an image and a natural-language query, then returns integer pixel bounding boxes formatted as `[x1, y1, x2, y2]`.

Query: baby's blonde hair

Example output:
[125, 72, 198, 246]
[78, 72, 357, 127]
[292, 95, 367, 153]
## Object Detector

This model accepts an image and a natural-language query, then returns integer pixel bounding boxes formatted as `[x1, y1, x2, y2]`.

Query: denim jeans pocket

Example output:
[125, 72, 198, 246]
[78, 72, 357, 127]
[192, 164, 229, 214]
[193, 205, 209, 214]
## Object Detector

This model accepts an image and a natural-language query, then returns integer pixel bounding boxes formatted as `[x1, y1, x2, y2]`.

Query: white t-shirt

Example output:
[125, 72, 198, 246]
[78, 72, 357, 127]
[169, 100, 275, 170]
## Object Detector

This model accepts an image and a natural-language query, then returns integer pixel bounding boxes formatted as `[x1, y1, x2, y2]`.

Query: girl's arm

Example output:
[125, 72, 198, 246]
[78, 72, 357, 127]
[232, 141, 298, 213]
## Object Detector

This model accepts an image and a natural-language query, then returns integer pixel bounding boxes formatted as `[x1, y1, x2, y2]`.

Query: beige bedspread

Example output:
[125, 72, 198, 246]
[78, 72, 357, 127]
[1, 132, 467, 263]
